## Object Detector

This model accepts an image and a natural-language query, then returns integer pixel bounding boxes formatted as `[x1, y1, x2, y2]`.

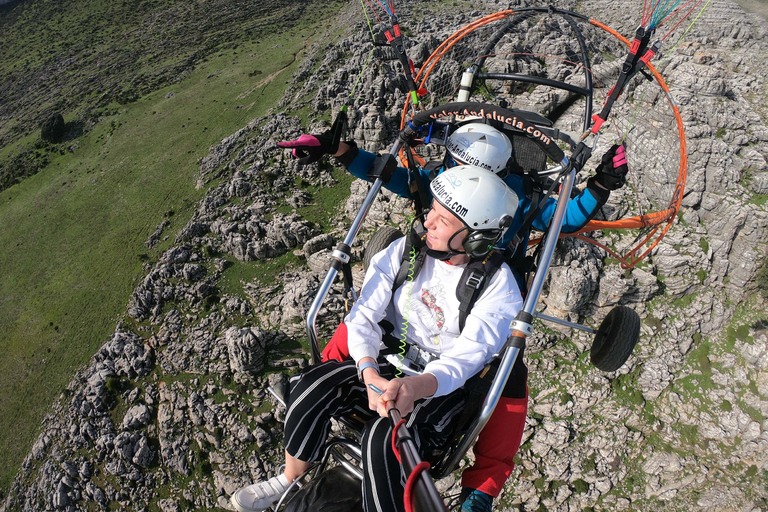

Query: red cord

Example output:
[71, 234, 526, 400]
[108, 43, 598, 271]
[363, 0, 383, 23]
[391, 419, 406, 463]
[661, 0, 704, 39]
[404, 461, 432, 512]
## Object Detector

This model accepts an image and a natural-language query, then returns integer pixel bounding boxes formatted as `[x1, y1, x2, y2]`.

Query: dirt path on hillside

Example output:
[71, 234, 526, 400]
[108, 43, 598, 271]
[238, 41, 308, 103]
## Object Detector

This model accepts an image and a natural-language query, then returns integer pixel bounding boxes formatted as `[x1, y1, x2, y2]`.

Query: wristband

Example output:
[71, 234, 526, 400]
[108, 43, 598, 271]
[335, 140, 359, 167]
[357, 360, 380, 382]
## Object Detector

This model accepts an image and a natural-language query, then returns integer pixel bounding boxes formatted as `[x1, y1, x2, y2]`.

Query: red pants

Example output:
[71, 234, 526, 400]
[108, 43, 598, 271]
[321, 323, 528, 497]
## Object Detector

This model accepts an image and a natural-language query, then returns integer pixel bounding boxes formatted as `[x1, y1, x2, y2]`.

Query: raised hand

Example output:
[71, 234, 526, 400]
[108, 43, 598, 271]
[593, 144, 629, 190]
[277, 130, 338, 165]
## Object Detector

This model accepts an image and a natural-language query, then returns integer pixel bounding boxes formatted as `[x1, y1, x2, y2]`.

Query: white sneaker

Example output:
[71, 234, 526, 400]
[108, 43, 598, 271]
[230, 474, 291, 512]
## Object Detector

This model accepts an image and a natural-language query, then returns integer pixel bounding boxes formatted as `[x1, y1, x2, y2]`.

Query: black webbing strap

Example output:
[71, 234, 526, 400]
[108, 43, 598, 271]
[507, 174, 545, 256]
[329, 108, 348, 152]
[591, 26, 655, 134]
[455, 251, 504, 331]
[332, 242, 355, 310]
[392, 229, 428, 293]
[341, 260, 355, 309]
[403, 147, 430, 216]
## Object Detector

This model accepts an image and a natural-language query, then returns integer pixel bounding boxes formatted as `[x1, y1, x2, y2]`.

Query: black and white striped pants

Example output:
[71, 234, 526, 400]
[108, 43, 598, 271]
[285, 359, 468, 512]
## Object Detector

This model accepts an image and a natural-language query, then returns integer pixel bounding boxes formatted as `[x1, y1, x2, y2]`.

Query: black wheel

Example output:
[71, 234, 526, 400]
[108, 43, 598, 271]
[363, 226, 404, 271]
[282, 466, 362, 512]
[590, 305, 640, 372]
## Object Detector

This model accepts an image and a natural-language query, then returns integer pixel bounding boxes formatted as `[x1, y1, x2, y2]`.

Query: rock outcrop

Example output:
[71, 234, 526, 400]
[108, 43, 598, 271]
[3, 0, 768, 511]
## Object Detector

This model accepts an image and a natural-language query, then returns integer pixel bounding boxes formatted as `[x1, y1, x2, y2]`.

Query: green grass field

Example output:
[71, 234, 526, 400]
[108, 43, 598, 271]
[0, 9, 339, 495]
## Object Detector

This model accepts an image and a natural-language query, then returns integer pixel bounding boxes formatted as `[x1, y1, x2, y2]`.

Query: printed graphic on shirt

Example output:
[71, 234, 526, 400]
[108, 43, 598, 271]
[420, 288, 445, 328]
[408, 279, 450, 348]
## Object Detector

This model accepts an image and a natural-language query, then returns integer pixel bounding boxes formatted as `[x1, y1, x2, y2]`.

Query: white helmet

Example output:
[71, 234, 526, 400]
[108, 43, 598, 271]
[444, 123, 513, 175]
[430, 165, 519, 258]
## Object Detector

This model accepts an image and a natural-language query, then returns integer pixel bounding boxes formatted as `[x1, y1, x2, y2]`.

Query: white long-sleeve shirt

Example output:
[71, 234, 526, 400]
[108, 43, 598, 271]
[346, 237, 523, 397]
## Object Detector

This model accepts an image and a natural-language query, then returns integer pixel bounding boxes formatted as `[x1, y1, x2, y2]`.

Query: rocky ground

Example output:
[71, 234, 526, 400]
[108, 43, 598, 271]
[3, 0, 768, 511]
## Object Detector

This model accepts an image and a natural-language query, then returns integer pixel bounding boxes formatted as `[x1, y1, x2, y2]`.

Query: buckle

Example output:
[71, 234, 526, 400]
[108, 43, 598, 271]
[465, 271, 484, 290]
[402, 345, 436, 373]
[407, 360, 425, 373]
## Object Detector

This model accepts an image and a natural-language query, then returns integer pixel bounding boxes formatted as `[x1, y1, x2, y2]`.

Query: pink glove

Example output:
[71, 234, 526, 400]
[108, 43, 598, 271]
[277, 131, 337, 165]
[594, 144, 628, 190]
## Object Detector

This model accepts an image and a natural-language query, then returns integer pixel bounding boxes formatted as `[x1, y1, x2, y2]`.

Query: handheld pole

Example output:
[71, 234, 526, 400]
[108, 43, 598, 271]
[389, 407, 448, 512]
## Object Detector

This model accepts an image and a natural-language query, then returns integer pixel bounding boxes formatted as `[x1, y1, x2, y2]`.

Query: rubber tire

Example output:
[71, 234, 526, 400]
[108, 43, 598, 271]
[282, 466, 363, 512]
[590, 305, 641, 372]
[363, 226, 405, 271]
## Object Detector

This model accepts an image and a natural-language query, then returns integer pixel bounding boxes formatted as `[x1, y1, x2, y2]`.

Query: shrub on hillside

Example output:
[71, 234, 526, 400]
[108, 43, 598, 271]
[40, 113, 66, 142]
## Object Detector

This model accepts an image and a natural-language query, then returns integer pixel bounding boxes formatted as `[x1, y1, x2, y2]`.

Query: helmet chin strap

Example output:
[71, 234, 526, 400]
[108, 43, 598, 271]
[426, 248, 463, 261]
[409, 210, 468, 261]
[426, 227, 469, 261]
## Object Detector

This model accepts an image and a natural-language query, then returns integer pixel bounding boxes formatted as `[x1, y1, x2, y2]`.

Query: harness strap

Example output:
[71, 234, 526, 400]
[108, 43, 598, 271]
[509, 174, 545, 253]
[403, 148, 431, 216]
[424, 160, 443, 181]
[393, 228, 505, 332]
[456, 251, 505, 331]
[393, 229, 428, 293]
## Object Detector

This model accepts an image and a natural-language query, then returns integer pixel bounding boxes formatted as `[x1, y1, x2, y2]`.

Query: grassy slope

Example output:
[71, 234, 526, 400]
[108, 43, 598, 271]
[0, 0, 312, 145]
[0, 3, 336, 495]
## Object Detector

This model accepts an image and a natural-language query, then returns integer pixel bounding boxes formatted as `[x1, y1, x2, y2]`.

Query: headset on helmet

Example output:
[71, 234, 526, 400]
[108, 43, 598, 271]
[429, 165, 519, 259]
[444, 123, 514, 176]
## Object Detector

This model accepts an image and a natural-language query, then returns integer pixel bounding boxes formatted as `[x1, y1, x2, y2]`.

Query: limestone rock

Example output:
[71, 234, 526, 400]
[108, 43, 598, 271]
[225, 326, 268, 378]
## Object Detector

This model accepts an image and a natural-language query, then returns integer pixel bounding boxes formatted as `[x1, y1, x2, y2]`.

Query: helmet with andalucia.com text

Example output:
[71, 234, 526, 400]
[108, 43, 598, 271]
[444, 123, 513, 175]
[430, 165, 518, 258]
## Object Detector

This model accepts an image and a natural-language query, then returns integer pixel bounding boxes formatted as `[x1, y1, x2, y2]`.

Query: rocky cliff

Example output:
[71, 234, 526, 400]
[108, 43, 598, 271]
[2, 0, 767, 511]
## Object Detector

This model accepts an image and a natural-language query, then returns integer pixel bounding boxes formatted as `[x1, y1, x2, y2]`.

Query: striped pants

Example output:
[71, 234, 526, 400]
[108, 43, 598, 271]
[285, 359, 468, 512]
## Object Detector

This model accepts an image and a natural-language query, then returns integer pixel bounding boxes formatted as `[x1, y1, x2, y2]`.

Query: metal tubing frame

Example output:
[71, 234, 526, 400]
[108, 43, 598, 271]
[267, 385, 287, 408]
[323, 439, 364, 480]
[306, 141, 403, 363]
[476, 72, 591, 98]
[438, 165, 577, 477]
[534, 311, 596, 333]
[292, 3, 605, 501]
[303, 108, 590, 483]
[274, 438, 364, 511]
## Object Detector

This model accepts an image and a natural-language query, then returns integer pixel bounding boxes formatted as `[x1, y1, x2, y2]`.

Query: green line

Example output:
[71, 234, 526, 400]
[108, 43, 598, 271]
[359, 0, 376, 41]
[349, 48, 375, 99]
[667, 0, 714, 54]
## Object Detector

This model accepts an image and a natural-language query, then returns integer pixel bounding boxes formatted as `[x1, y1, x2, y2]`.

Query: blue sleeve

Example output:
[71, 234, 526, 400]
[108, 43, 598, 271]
[532, 188, 601, 233]
[345, 149, 432, 200]
[500, 175, 603, 243]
